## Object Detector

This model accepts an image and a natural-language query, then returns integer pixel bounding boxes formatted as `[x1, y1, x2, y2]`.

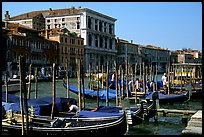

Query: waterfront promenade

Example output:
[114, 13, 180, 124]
[182, 110, 202, 135]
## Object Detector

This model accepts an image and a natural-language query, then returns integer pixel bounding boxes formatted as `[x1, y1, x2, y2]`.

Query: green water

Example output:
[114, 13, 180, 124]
[13, 78, 202, 135]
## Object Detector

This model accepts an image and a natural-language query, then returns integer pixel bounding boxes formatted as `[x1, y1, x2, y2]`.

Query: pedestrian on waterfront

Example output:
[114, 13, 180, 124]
[149, 80, 154, 92]
[135, 78, 140, 92]
[162, 73, 167, 94]
[67, 101, 79, 113]
[146, 79, 151, 91]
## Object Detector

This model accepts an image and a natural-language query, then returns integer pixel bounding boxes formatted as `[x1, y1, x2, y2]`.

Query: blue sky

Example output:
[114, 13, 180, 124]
[2, 2, 202, 50]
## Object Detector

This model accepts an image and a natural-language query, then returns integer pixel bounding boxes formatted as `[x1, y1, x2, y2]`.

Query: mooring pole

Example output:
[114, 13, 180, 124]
[51, 63, 56, 119]
[118, 65, 121, 106]
[34, 68, 38, 99]
[102, 65, 104, 89]
[122, 68, 124, 99]
[106, 61, 109, 106]
[125, 58, 129, 98]
[115, 61, 118, 106]
[96, 65, 99, 107]
[155, 63, 158, 91]
[81, 59, 85, 109]
[19, 56, 25, 135]
[5, 71, 8, 103]
[134, 63, 137, 104]
[167, 62, 170, 94]
[66, 58, 70, 98]
[19, 56, 29, 135]
[77, 59, 82, 111]
[27, 64, 32, 99]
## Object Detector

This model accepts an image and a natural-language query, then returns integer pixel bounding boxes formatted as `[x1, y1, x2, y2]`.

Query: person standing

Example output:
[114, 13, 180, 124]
[162, 73, 167, 94]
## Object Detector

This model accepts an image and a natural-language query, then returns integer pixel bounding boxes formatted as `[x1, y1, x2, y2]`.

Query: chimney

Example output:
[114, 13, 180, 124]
[71, 6, 75, 13]
[131, 40, 133, 43]
[5, 11, 10, 20]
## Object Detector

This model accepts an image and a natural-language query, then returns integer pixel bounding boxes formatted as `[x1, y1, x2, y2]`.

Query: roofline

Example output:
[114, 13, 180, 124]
[81, 8, 117, 22]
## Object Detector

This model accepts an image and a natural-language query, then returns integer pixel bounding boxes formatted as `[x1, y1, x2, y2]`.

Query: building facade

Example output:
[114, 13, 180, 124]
[139, 45, 170, 73]
[48, 28, 84, 77]
[115, 38, 140, 69]
[4, 7, 117, 72]
[2, 22, 59, 77]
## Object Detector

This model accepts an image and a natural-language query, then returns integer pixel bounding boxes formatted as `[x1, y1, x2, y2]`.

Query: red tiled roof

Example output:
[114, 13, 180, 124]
[6, 22, 36, 31]
[8, 7, 81, 20]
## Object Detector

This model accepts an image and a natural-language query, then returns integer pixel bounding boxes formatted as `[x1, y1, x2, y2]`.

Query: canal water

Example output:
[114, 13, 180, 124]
[13, 77, 202, 135]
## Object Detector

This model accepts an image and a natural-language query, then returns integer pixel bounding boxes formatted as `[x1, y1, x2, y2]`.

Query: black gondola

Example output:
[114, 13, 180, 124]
[2, 110, 127, 135]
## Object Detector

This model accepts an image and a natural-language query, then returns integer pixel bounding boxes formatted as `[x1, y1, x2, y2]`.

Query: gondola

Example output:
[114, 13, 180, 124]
[63, 81, 129, 100]
[2, 109, 127, 135]
[2, 95, 127, 135]
[145, 90, 190, 104]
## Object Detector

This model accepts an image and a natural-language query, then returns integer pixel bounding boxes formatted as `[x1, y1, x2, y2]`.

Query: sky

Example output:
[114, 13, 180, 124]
[2, 2, 202, 51]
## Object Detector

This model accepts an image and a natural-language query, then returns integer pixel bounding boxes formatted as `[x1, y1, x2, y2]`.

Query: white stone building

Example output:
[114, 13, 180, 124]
[4, 7, 117, 72]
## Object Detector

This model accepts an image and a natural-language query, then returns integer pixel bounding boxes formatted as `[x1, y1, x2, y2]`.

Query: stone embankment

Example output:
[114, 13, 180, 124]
[182, 110, 202, 135]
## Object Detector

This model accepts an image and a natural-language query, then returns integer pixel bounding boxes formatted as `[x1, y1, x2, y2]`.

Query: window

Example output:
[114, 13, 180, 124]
[88, 17, 91, 29]
[55, 24, 58, 28]
[95, 19, 98, 31]
[104, 22, 107, 32]
[109, 24, 112, 34]
[61, 37, 64, 43]
[99, 21, 102, 32]
[95, 34, 98, 47]
[110, 38, 112, 49]
[62, 18, 65, 22]
[88, 33, 92, 46]
[65, 38, 67, 43]
[47, 25, 50, 29]
[54, 19, 57, 22]
[100, 35, 103, 48]
[105, 37, 107, 48]
[77, 22, 80, 29]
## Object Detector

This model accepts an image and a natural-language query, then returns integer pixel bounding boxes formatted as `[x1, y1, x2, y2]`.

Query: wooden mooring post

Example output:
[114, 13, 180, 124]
[27, 64, 32, 99]
[4, 71, 8, 103]
[114, 60, 119, 106]
[106, 61, 109, 106]
[19, 56, 29, 135]
[66, 58, 70, 98]
[96, 65, 99, 107]
[81, 59, 85, 109]
[77, 59, 82, 111]
[34, 68, 38, 99]
[51, 63, 56, 120]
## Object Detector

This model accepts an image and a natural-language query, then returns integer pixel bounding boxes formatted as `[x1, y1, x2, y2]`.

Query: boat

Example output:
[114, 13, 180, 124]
[63, 81, 129, 100]
[2, 93, 77, 116]
[2, 110, 127, 135]
[2, 101, 127, 135]
[145, 90, 190, 104]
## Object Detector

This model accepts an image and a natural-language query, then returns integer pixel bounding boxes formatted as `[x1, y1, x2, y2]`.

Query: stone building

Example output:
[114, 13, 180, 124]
[115, 38, 140, 69]
[4, 6, 117, 72]
[2, 22, 59, 77]
[47, 28, 84, 77]
[139, 45, 170, 73]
